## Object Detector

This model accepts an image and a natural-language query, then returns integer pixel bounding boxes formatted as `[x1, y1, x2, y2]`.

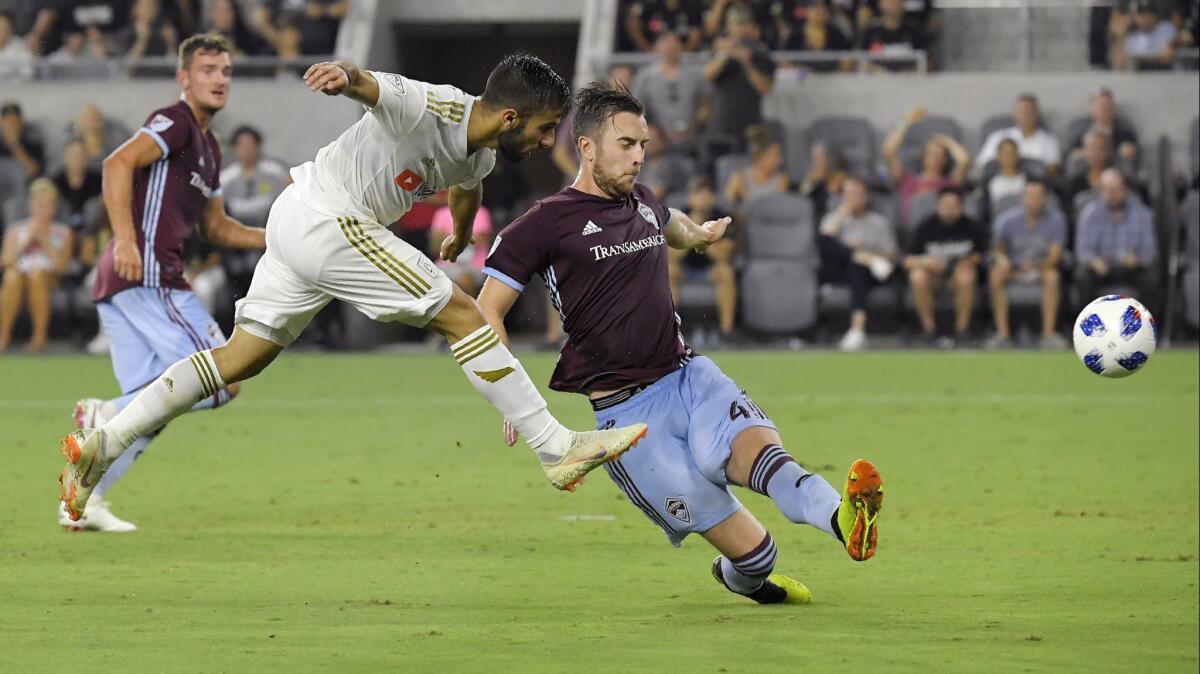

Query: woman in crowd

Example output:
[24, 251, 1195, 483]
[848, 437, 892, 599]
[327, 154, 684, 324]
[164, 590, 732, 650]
[882, 106, 970, 226]
[725, 125, 789, 213]
[801, 141, 848, 220]
[0, 178, 73, 353]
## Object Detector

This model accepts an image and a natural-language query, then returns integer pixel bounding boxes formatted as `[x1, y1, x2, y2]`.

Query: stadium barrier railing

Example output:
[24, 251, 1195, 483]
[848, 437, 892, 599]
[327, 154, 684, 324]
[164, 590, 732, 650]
[603, 49, 929, 77]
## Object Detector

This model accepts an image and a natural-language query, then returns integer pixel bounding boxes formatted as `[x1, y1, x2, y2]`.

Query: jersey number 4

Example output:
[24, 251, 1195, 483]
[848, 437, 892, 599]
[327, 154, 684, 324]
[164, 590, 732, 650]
[394, 169, 424, 192]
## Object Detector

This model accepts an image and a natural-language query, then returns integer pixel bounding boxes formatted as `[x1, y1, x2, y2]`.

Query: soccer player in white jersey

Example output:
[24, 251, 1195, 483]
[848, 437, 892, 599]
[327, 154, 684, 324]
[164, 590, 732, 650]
[58, 54, 648, 522]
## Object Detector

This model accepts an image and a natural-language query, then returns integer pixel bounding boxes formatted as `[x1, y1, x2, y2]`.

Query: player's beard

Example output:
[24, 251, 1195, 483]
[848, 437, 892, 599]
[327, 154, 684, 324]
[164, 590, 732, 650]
[496, 122, 530, 163]
[592, 152, 635, 200]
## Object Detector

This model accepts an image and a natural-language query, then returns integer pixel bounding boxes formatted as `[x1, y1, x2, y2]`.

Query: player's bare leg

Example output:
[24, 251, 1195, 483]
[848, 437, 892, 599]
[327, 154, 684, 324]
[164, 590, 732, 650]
[59, 329, 280, 519]
[725, 426, 883, 561]
[703, 508, 811, 604]
[425, 284, 646, 491]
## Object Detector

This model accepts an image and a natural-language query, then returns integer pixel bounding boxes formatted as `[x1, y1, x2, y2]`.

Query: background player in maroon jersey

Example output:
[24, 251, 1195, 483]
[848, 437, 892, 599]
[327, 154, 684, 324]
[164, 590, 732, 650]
[478, 82, 884, 604]
[62, 34, 266, 532]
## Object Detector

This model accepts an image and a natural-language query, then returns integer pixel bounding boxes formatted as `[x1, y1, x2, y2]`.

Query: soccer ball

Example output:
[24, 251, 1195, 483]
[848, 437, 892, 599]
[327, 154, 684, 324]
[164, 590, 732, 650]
[1072, 295, 1156, 378]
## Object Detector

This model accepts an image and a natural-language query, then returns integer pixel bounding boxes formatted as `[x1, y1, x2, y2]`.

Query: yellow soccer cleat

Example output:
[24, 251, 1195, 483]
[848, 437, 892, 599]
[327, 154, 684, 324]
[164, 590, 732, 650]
[539, 423, 648, 491]
[711, 557, 812, 605]
[837, 459, 884, 561]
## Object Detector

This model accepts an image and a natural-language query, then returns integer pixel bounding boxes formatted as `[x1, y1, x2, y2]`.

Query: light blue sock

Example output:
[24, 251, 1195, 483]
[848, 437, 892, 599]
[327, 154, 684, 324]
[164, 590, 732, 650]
[748, 444, 841, 539]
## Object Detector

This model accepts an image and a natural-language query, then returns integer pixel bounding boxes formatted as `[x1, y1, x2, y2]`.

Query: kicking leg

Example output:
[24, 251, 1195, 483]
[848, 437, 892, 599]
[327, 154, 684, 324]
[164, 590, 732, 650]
[59, 328, 280, 519]
[725, 426, 884, 561]
[703, 509, 810, 604]
[425, 284, 646, 491]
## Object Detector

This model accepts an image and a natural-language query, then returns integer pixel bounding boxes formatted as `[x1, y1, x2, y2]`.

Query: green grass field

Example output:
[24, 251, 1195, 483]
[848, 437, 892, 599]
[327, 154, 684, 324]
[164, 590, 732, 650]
[1, 350, 1197, 673]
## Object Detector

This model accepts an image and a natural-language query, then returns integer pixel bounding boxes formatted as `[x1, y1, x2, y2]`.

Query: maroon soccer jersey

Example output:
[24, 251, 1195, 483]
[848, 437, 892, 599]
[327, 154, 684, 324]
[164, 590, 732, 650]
[484, 183, 692, 393]
[94, 100, 223, 302]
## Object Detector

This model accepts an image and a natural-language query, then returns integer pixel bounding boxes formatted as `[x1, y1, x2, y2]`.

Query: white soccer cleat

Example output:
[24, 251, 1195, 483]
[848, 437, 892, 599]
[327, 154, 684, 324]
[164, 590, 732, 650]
[57, 497, 137, 533]
[539, 423, 648, 491]
[58, 429, 110, 521]
[73, 398, 110, 430]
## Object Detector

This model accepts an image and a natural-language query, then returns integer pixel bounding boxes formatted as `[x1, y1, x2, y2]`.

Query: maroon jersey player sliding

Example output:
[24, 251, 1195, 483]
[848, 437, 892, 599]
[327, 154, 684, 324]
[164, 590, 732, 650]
[479, 82, 885, 604]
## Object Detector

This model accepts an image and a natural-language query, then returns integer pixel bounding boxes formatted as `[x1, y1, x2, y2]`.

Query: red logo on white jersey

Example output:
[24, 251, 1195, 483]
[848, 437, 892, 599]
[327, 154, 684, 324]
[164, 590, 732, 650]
[394, 169, 424, 192]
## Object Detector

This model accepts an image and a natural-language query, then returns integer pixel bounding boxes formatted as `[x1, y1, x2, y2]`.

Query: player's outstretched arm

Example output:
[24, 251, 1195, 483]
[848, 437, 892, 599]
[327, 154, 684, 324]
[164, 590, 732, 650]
[303, 60, 380, 108]
[664, 208, 730, 253]
[200, 197, 266, 250]
[103, 131, 167, 282]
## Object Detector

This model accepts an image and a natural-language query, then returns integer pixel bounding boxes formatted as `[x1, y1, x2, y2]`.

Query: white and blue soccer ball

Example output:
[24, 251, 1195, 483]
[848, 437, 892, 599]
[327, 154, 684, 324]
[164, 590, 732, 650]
[1072, 295, 1156, 378]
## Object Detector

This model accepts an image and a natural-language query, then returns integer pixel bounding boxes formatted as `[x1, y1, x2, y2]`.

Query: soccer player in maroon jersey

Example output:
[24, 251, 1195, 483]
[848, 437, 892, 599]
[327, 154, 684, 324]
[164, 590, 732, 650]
[478, 82, 885, 604]
[61, 34, 266, 531]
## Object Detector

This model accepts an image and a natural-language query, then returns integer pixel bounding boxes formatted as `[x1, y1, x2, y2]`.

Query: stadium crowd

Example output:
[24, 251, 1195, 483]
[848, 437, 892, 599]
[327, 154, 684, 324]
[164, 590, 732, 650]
[0, 0, 1197, 354]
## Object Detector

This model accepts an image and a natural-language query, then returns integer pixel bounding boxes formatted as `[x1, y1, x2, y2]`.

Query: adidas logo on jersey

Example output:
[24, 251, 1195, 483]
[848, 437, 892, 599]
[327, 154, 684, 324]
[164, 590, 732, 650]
[582, 221, 603, 236]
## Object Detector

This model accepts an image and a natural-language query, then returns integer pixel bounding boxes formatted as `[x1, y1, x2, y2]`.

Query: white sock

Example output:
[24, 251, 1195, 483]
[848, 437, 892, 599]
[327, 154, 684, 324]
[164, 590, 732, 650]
[103, 350, 226, 460]
[91, 435, 152, 498]
[451, 325, 569, 454]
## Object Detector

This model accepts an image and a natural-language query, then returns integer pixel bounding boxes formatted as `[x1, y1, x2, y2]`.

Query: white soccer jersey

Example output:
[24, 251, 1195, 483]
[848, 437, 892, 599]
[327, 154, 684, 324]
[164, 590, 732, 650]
[290, 71, 496, 225]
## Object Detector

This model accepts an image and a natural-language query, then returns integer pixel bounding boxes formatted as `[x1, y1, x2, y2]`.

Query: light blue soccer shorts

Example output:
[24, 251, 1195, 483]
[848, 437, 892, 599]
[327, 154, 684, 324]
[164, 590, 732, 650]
[595, 355, 776, 547]
[97, 287, 227, 398]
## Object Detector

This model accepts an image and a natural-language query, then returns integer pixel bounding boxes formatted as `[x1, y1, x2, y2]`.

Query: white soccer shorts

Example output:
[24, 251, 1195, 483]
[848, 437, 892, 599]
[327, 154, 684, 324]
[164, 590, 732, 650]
[234, 184, 452, 347]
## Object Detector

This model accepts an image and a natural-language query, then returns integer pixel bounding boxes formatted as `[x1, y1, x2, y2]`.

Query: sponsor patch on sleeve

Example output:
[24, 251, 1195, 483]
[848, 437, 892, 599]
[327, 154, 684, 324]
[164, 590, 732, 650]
[148, 113, 174, 132]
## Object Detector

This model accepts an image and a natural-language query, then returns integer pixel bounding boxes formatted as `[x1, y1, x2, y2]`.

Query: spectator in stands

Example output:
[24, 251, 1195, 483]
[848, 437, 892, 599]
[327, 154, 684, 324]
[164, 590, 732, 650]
[986, 139, 1027, 210]
[46, 30, 113, 77]
[271, 13, 303, 74]
[1111, 0, 1177, 70]
[66, 104, 129, 168]
[1068, 87, 1139, 162]
[0, 178, 73, 353]
[1066, 129, 1114, 212]
[51, 140, 103, 270]
[725, 124, 788, 211]
[986, 178, 1068, 349]
[632, 31, 708, 151]
[206, 0, 267, 56]
[702, 4, 776, 156]
[0, 102, 44, 179]
[1076, 168, 1158, 305]
[0, 10, 33, 80]
[271, 0, 347, 55]
[25, 1, 74, 56]
[625, 0, 704, 52]
[818, 175, 897, 351]
[116, 0, 180, 64]
[904, 186, 986, 345]
[781, 0, 854, 73]
[218, 125, 287, 301]
[860, 0, 926, 72]
[976, 93, 1061, 174]
[882, 106, 970, 226]
[668, 176, 737, 342]
[639, 123, 694, 201]
[705, 0, 780, 48]
[219, 126, 288, 229]
[801, 141, 848, 221]
[429, 201, 493, 296]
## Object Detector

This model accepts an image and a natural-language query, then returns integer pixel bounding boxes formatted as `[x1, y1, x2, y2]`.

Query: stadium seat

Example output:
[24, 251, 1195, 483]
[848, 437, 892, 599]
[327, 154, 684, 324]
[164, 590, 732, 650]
[742, 193, 816, 262]
[741, 259, 818, 334]
[714, 153, 751, 210]
[1182, 190, 1200, 329]
[907, 190, 939, 232]
[806, 116, 878, 177]
[976, 115, 1014, 152]
[0, 158, 26, 219]
[898, 115, 965, 175]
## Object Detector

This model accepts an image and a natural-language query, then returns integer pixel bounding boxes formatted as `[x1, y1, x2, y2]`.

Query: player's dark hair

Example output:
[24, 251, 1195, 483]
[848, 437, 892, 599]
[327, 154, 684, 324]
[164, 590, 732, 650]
[231, 125, 262, 146]
[938, 185, 964, 200]
[480, 53, 571, 118]
[178, 33, 232, 72]
[571, 81, 645, 145]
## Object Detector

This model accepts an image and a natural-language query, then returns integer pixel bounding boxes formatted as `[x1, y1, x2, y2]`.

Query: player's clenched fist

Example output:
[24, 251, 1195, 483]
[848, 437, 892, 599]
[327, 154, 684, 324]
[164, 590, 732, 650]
[304, 61, 350, 96]
[439, 233, 474, 263]
[113, 238, 143, 282]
